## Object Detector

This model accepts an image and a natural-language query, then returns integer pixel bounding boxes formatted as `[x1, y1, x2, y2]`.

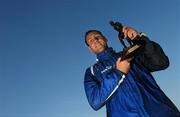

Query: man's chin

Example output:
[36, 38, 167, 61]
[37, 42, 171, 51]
[97, 47, 106, 53]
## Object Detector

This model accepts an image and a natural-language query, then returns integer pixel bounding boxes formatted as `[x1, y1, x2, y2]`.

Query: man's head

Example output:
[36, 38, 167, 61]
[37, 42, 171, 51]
[85, 30, 108, 54]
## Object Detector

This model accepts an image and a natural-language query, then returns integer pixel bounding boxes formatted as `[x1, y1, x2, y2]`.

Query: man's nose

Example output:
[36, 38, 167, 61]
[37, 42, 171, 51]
[91, 38, 98, 44]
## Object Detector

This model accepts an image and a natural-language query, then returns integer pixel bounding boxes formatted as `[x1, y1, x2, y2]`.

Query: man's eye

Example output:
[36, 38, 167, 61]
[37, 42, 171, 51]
[90, 40, 94, 43]
[89, 39, 95, 44]
[92, 36, 98, 40]
[95, 35, 102, 39]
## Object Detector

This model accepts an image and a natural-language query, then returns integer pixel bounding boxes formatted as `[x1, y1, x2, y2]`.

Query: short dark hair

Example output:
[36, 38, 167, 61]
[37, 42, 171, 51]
[84, 30, 104, 46]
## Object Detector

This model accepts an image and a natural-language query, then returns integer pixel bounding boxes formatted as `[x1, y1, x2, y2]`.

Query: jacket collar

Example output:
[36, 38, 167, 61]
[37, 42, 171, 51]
[96, 47, 115, 61]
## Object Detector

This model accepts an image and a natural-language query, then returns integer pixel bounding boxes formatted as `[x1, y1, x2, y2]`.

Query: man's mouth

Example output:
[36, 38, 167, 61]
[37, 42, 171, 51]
[95, 43, 103, 48]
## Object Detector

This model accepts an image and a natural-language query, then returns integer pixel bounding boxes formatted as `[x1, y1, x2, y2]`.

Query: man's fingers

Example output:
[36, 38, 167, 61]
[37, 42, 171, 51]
[117, 57, 121, 62]
[130, 30, 138, 39]
[117, 57, 132, 63]
[122, 26, 127, 39]
[122, 26, 138, 40]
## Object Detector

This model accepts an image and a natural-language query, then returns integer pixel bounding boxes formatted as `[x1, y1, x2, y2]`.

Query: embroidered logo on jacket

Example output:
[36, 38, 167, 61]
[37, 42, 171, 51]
[101, 66, 112, 74]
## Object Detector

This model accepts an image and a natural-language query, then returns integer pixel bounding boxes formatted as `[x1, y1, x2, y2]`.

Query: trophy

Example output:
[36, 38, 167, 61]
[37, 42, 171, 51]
[110, 21, 145, 61]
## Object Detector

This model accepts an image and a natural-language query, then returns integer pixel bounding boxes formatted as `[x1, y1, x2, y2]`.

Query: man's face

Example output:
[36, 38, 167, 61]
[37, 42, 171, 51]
[86, 32, 107, 54]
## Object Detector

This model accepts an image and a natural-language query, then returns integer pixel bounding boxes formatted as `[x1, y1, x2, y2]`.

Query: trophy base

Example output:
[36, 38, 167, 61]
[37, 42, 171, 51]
[121, 44, 143, 61]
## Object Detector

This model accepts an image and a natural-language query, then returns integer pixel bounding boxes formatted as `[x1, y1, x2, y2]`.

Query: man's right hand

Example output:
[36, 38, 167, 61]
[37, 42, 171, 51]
[116, 58, 131, 74]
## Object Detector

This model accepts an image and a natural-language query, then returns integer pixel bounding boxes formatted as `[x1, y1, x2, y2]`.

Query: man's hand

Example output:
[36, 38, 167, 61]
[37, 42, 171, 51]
[116, 58, 132, 74]
[122, 26, 139, 40]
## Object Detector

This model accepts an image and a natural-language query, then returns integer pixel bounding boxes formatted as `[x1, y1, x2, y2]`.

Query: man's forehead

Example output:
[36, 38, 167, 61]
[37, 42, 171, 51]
[87, 32, 102, 38]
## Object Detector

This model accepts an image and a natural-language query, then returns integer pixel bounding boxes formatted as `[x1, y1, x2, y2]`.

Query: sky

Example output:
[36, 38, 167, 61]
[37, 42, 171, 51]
[0, 0, 179, 117]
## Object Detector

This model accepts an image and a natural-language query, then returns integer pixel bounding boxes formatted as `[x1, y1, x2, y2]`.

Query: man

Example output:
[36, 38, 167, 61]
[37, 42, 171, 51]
[83, 26, 180, 117]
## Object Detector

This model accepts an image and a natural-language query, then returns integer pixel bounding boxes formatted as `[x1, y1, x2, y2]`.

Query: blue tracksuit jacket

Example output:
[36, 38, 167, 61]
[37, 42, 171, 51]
[84, 37, 180, 117]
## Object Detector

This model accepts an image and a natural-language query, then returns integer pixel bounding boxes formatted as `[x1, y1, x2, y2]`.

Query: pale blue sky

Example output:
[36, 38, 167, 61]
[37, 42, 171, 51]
[0, 0, 179, 117]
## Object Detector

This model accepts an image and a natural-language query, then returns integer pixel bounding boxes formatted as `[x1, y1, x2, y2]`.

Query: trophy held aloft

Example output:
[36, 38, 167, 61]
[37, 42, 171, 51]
[110, 21, 145, 61]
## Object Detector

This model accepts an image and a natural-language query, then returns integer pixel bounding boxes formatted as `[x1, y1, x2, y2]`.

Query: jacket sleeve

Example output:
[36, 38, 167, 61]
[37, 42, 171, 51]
[135, 34, 169, 72]
[84, 67, 125, 111]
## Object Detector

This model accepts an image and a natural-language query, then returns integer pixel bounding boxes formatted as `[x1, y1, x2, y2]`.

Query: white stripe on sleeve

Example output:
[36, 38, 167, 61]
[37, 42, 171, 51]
[105, 74, 126, 101]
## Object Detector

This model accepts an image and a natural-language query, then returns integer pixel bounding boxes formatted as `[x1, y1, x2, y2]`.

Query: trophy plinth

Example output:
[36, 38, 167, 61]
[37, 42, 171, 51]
[121, 44, 143, 61]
